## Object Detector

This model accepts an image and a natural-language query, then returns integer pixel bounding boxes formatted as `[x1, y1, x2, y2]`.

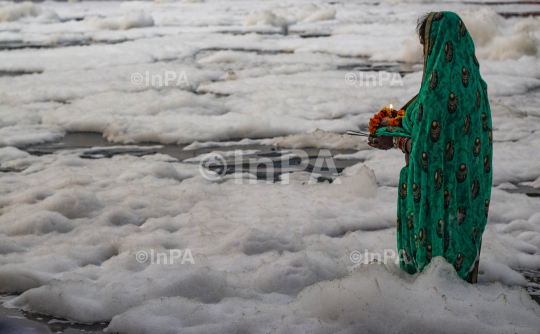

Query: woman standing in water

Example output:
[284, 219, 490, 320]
[368, 12, 492, 283]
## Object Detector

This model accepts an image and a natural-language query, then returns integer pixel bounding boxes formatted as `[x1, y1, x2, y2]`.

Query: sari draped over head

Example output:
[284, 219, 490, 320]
[375, 12, 493, 282]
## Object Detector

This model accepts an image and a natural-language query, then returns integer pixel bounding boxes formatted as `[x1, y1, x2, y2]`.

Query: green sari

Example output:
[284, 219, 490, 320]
[375, 12, 493, 282]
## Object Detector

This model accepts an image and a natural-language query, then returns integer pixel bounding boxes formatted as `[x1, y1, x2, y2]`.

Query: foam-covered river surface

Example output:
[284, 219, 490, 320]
[2, 0, 540, 333]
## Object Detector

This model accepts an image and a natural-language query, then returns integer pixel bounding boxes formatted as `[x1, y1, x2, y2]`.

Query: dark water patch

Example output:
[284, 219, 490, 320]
[337, 61, 419, 76]
[464, 1, 540, 5]
[0, 167, 21, 173]
[0, 70, 43, 77]
[499, 11, 540, 17]
[299, 33, 332, 38]
[22, 132, 362, 183]
[516, 268, 540, 305]
[200, 47, 293, 55]
[0, 35, 147, 52]
[0, 39, 92, 51]
[188, 146, 359, 182]
[215, 24, 333, 36]
[503, 184, 540, 198]
[215, 30, 287, 36]
[1, 295, 109, 334]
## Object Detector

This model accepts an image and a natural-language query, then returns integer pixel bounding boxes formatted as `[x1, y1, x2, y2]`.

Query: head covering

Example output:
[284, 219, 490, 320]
[381, 12, 493, 281]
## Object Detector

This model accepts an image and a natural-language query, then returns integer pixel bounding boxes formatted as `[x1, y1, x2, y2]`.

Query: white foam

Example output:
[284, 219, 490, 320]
[0, 2, 41, 22]
[85, 11, 154, 31]
[0, 147, 29, 164]
[245, 4, 335, 31]
[459, 8, 538, 61]
[106, 258, 540, 334]
[0, 1, 539, 331]
[0, 125, 65, 148]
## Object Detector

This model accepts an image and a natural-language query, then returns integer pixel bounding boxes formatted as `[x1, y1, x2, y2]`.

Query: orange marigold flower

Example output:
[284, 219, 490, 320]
[369, 107, 401, 134]
[397, 109, 406, 116]
[369, 118, 380, 127]
[389, 118, 401, 127]
[380, 108, 391, 117]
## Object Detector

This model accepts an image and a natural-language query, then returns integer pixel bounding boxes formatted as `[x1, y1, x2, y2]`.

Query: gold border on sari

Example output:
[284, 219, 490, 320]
[399, 12, 435, 112]
[421, 12, 435, 85]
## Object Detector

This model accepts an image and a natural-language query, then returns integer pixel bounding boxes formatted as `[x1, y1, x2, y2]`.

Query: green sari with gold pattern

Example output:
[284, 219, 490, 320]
[375, 12, 493, 282]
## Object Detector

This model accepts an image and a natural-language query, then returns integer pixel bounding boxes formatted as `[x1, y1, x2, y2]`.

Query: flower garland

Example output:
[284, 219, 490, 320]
[369, 107, 392, 134]
[389, 109, 406, 127]
[369, 107, 406, 134]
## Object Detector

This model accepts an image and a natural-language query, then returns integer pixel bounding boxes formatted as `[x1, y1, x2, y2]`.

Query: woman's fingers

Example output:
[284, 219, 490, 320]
[369, 135, 396, 150]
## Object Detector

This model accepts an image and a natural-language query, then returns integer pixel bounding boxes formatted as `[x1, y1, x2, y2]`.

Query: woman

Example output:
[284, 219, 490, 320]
[368, 12, 492, 283]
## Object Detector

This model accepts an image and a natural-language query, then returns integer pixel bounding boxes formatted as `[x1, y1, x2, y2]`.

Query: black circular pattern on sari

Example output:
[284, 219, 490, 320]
[477, 90, 481, 109]
[457, 206, 466, 226]
[489, 129, 493, 146]
[445, 41, 453, 63]
[472, 226, 479, 244]
[422, 152, 428, 172]
[444, 190, 452, 210]
[400, 183, 407, 199]
[484, 200, 490, 217]
[397, 216, 401, 230]
[408, 212, 414, 230]
[444, 233, 449, 252]
[433, 12, 444, 21]
[482, 113, 488, 131]
[447, 93, 458, 114]
[472, 180, 480, 200]
[429, 121, 441, 142]
[436, 220, 444, 238]
[445, 140, 454, 162]
[464, 114, 470, 136]
[473, 137, 481, 157]
[484, 155, 490, 174]
[457, 164, 468, 183]
[413, 183, 421, 203]
[455, 253, 464, 271]
[461, 67, 469, 88]
[458, 20, 467, 37]
[429, 70, 438, 91]
[426, 245, 432, 262]
[417, 103, 423, 123]
[473, 53, 479, 66]
[434, 168, 443, 191]
[419, 227, 427, 246]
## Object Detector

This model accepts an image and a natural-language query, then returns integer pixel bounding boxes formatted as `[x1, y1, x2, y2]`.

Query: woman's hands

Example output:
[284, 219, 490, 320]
[369, 135, 410, 165]
[368, 116, 393, 150]
[367, 114, 411, 165]
[368, 135, 393, 150]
